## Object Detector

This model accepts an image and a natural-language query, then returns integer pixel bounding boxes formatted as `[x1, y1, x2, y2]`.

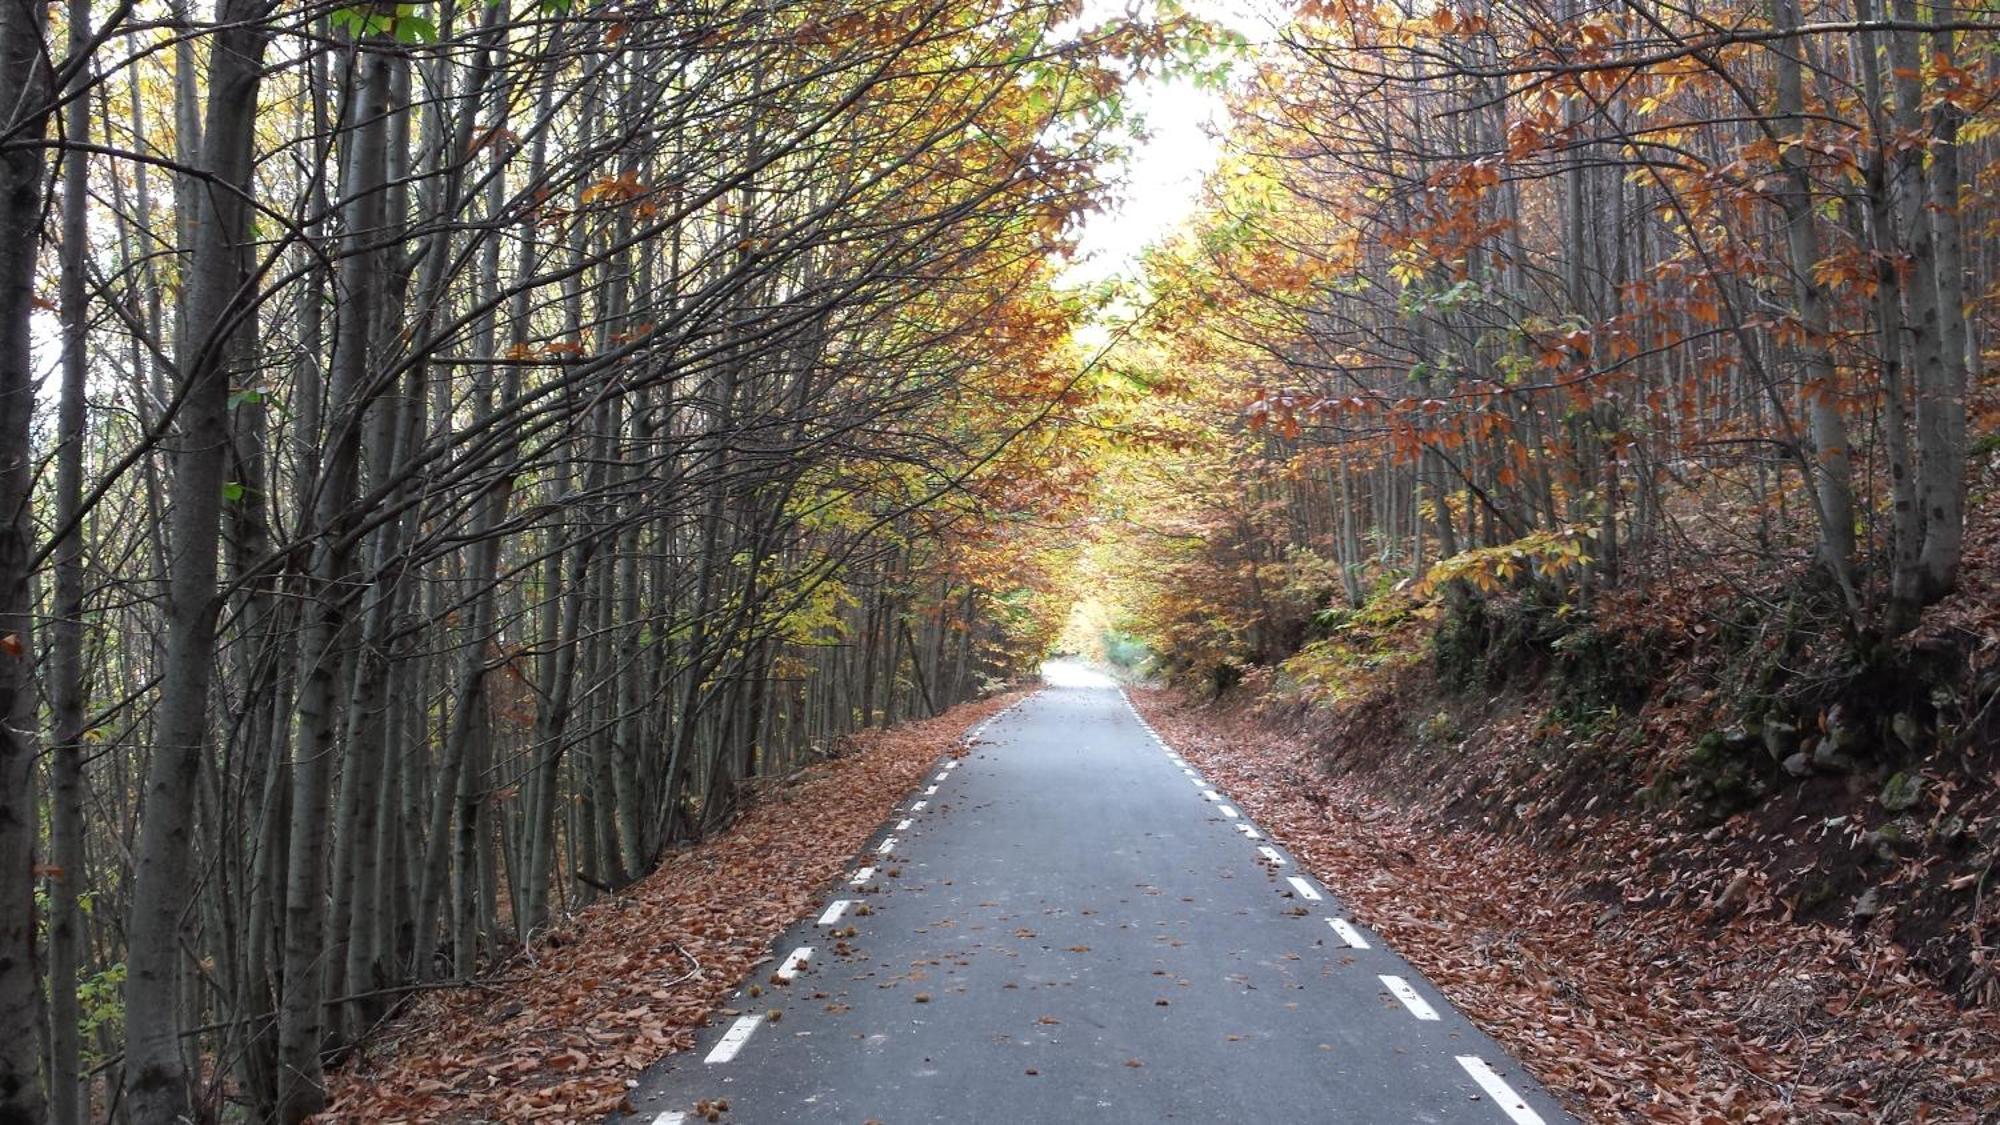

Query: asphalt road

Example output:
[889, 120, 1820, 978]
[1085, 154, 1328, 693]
[621, 664, 1575, 1124]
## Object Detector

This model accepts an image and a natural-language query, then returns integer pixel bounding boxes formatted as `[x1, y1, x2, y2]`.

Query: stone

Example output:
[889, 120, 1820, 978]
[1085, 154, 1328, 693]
[1880, 771, 1924, 813]
[1851, 886, 1882, 922]
[1763, 720, 1799, 761]
[1782, 751, 1812, 778]
[1811, 737, 1856, 774]
[1891, 712, 1923, 752]
[1829, 721, 1870, 757]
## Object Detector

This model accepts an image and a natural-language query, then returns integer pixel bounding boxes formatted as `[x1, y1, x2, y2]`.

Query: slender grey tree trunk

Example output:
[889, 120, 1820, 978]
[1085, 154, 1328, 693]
[276, 37, 391, 1125]
[47, 0, 94, 1118]
[123, 5, 273, 1119]
[0, 0, 53, 1120]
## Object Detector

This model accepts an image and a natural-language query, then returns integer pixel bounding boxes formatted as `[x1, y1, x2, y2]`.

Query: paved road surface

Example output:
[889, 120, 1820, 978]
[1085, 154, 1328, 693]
[621, 664, 1574, 1124]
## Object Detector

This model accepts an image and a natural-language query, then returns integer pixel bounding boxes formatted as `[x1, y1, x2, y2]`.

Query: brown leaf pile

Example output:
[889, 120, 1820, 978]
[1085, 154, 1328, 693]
[1130, 689, 2000, 1124]
[322, 691, 1025, 1123]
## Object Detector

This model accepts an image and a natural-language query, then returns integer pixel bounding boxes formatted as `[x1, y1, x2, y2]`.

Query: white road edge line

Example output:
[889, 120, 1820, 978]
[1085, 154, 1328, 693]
[1218, 805, 1238, 817]
[924, 785, 938, 795]
[652, 1112, 687, 1125]
[1257, 846, 1286, 865]
[933, 772, 949, 782]
[850, 866, 875, 886]
[911, 800, 927, 811]
[877, 836, 897, 855]
[897, 818, 913, 830]
[1286, 875, 1321, 901]
[1455, 1056, 1547, 1125]
[704, 1014, 762, 1064]
[1235, 824, 1263, 839]
[1327, 918, 1370, 948]
[1202, 789, 1222, 802]
[818, 900, 851, 926]
[1380, 975, 1440, 1020]
[776, 946, 812, 982]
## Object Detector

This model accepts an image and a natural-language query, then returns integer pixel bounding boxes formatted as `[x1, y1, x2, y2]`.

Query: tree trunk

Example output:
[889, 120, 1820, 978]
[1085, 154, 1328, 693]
[123, 5, 273, 1119]
[0, 0, 52, 1120]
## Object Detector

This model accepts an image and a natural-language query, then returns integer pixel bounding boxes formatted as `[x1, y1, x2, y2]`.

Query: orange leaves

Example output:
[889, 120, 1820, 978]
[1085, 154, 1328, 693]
[579, 171, 646, 206]
[502, 339, 589, 363]
[466, 126, 519, 154]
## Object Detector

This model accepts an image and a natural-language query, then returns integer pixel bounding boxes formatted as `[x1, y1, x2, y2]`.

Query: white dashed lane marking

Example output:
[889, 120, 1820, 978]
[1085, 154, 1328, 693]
[876, 836, 897, 855]
[911, 800, 927, 811]
[896, 818, 913, 830]
[850, 866, 875, 886]
[705, 1014, 762, 1064]
[1286, 876, 1322, 901]
[924, 785, 938, 795]
[1327, 918, 1370, 949]
[1455, 1056, 1547, 1124]
[1235, 823, 1263, 840]
[1257, 846, 1286, 866]
[1380, 975, 1440, 1021]
[1202, 789, 1222, 802]
[652, 1112, 687, 1125]
[775, 946, 812, 982]
[818, 900, 852, 926]
[1218, 805, 1238, 817]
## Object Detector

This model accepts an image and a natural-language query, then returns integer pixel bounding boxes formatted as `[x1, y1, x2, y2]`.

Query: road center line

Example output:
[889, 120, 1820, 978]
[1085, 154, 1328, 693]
[1455, 1057, 1547, 1124]
[1326, 918, 1370, 948]
[1285, 875, 1321, 900]
[817, 900, 852, 926]
[1379, 975, 1440, 1020]
[704, 1014, 762, 1064]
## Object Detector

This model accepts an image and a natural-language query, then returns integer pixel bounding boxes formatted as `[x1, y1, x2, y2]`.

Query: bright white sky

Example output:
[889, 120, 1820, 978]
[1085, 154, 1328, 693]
[1061, 0, 1279, 289]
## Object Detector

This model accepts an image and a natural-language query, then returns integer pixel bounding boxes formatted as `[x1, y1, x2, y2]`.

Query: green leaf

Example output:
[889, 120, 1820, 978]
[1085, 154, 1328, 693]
[393, 12, 437, 42]
[222, 481, 246, 503]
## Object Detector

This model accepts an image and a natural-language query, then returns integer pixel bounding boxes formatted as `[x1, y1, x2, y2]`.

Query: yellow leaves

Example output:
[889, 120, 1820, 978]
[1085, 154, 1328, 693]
[1410, 529, 1596, 600]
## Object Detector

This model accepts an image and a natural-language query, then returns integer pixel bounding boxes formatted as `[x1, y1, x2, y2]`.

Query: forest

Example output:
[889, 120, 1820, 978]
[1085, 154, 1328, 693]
[1, 0, 1996, 1121]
